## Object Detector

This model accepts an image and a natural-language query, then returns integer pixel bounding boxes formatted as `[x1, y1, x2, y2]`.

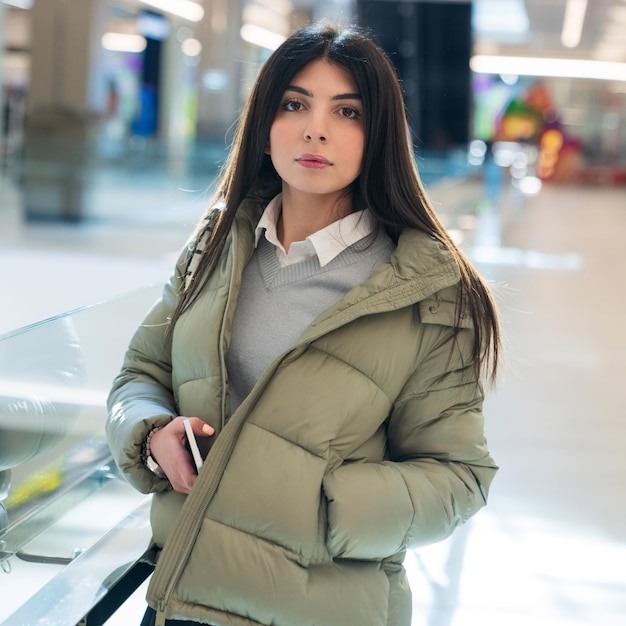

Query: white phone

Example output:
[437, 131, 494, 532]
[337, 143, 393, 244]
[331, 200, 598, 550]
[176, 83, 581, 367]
[184, 418, 204, 471]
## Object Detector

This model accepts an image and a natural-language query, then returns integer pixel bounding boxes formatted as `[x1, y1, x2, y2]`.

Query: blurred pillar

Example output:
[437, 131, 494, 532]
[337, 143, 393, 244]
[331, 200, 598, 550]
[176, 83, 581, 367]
[195, 0, 244, 142]
[159, 19, 195, 170]
[22, 0, 108, 221]
[357, 0, 472, 150]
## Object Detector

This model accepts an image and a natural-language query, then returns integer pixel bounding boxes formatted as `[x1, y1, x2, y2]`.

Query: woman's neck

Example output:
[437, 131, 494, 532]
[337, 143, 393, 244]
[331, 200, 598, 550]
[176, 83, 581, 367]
[278, 189, 353, 252]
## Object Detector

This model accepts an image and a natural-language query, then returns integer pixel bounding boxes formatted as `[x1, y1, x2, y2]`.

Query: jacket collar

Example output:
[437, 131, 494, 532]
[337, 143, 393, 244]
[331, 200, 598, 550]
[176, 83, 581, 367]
[296, 228, 463, 343]
[236, 198, 461, 302]
[233, 199, 463, 334]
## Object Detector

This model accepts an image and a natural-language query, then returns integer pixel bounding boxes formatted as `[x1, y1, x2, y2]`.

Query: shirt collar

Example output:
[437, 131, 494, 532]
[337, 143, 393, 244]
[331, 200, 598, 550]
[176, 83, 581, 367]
[254, 194, 377, 268]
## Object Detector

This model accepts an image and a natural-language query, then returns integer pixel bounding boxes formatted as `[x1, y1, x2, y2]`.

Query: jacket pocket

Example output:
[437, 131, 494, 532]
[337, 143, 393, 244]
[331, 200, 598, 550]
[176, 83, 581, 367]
[207, 422, 328, 563]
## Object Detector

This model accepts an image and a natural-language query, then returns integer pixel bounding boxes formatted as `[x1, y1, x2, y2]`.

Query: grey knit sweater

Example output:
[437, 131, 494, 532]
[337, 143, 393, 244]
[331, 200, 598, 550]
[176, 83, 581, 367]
[226, 228, 395, 411]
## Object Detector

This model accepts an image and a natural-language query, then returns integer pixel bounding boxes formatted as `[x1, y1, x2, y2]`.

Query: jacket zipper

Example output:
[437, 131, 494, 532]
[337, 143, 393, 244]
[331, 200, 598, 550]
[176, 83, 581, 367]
[155, 224, 242, 625]
[218, 241, 237, 431]
[154, 423, 243, 625]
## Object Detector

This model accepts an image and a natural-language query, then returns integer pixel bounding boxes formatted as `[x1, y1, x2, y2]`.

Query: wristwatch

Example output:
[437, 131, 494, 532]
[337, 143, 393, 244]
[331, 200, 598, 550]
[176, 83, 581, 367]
[146, 453, 165, 478]
[143, 426, 166, 478]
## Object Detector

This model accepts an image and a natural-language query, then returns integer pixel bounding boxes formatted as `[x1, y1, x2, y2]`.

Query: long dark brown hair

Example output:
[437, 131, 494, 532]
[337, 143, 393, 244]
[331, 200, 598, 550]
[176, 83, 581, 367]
[169, 22, 501, 382]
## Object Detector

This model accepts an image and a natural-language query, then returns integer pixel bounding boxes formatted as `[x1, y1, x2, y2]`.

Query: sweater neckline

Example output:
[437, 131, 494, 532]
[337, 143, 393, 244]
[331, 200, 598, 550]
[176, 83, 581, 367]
[256, 229, 391, 290]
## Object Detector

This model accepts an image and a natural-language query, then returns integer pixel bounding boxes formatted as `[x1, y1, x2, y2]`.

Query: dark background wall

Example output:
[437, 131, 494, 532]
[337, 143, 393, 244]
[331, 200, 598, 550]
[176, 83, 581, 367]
[357, 0, 472, 149]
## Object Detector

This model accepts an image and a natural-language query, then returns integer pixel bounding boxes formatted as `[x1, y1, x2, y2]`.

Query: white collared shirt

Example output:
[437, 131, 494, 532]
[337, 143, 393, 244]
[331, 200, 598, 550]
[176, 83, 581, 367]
[254, 194, 377, 267]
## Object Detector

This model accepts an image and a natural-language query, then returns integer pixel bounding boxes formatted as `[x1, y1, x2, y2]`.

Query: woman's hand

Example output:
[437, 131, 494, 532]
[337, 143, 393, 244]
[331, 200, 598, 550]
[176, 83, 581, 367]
[149, 416, 215, 494]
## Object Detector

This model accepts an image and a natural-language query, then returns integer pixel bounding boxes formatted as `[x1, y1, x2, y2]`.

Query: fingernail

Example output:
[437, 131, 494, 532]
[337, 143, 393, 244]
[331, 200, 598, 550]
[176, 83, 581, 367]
[202, 424, 215, 435]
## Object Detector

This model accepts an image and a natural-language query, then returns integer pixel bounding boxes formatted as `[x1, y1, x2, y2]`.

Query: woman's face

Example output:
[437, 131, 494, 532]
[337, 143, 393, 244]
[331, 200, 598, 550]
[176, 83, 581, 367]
[267, 59, 365, 204]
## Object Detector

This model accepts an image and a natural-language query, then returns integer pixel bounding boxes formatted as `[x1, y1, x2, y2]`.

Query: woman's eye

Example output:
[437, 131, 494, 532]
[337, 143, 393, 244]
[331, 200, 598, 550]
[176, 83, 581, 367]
[339, 106, 360, 119]
[282, 99, 303, 112]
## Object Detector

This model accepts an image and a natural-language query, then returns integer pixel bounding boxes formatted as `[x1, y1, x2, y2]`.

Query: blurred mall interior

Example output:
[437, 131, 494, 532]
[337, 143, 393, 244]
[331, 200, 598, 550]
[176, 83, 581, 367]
[0, 1, 625, 624]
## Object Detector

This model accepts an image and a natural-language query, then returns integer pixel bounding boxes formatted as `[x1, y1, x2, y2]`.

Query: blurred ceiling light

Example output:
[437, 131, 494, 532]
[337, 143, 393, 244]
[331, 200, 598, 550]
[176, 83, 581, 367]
[181, 38, 202, 57]
[561, 0, 588, 48]
[203, 69, 229, 92]
[2, 0, 33, 8]
[102, 32, 147, 53]
[500, 74, 519, 85]
[240, 24, 286, 50]
[137, 0, 204, 22]
[515, 176, 542, 197]
[470, 55, 626, 82]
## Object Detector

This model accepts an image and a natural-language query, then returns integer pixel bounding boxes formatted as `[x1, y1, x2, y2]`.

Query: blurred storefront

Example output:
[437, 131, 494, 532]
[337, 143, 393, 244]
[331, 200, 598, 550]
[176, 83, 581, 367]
[1, 0, 625, 221]
[0, 0, 358, 220]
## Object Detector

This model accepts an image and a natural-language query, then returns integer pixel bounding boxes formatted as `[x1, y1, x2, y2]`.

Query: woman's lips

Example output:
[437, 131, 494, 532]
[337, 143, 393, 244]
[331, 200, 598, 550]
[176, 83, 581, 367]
[296, 154, 332, 169]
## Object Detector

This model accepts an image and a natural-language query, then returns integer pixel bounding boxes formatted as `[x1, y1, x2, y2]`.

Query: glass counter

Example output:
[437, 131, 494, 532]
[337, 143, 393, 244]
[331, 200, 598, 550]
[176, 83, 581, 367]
[0, 286, 161, 625]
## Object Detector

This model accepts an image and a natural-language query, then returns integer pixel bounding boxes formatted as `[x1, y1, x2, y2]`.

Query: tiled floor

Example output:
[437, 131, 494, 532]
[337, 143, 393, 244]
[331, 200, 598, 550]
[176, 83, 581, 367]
[1, 167, 625, 625]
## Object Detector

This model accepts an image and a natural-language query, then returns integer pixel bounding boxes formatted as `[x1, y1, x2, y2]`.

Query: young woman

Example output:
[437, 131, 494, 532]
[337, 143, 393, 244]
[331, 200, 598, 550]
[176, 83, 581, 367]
[106, 22, 501, 626]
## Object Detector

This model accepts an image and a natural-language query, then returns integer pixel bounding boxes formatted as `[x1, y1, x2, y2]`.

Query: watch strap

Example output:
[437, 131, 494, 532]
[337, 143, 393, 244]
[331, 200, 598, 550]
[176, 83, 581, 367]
[142, 425, 166, 478]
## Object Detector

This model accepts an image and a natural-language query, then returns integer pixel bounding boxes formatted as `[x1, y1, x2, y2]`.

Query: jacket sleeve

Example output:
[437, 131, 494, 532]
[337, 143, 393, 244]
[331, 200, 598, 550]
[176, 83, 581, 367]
[105, 247, 191, 494]
[322, 318, 498, 560]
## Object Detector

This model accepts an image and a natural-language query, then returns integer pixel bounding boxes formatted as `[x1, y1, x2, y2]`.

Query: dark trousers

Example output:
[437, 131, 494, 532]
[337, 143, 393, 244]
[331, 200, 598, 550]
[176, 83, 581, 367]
[140, 605, 199, 625]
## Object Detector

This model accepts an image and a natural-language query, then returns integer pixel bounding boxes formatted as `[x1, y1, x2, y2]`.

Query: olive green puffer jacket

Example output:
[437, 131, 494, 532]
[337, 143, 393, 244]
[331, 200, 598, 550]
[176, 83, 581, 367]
[106, 197, 497, 626]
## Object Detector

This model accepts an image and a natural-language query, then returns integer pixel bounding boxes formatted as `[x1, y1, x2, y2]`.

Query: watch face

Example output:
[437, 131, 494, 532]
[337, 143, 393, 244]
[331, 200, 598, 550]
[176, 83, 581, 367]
[146, 455, 164, 478]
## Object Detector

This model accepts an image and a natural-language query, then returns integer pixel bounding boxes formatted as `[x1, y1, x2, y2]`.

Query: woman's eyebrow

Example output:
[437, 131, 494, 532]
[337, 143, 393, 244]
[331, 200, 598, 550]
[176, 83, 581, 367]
[285, 85, 362, 101]
[331, 92, 362, 101]
[285, 85, 312, 97]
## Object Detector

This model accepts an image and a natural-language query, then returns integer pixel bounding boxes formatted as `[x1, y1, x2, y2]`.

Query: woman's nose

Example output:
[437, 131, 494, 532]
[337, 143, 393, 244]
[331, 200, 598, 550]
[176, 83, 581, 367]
[304, 114, 327, 142]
